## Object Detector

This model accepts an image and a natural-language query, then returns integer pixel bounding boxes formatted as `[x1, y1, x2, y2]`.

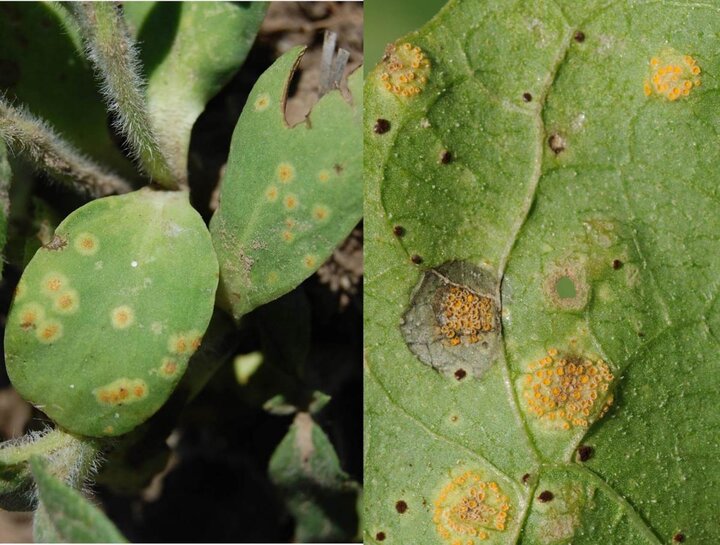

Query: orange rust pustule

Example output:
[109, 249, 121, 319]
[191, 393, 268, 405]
[435, 285, 496, 346]
[433, 470, 511, 543]
[522, 350, 614, 430]
[380, 42, 430, 97]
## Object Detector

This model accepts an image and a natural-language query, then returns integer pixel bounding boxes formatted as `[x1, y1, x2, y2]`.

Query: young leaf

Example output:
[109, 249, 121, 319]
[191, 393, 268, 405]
[0, 3, 134, 176]
[210, 47, 363, 320]
[72, 2, 174, 187]
[365, 1, 719, 544]
[125, 1, 267, 184]
[30, 456, 126, 543]
[269, 412, 360, 542]
[5, 188, 218, 437]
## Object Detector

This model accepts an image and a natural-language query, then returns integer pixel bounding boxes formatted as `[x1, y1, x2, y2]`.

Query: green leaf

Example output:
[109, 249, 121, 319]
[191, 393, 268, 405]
[0, 3, 133, 176]
[126, 1, 267, 183]
[269, 412, 360, 542]
[30, 455, 126, 543]
[5, 188, 218, 437]
[364, 1, 719, 544]
[0, 429, 89, 512]
[210, 47, 363, 320]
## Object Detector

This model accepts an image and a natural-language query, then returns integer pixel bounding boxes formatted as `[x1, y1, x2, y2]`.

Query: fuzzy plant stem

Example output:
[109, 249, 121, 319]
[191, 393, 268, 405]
[0, 98, 132, 197]
[72, 2, 177, 189]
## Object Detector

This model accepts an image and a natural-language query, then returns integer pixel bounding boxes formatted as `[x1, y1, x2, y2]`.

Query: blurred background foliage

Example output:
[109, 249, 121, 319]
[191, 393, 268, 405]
[365, 0, 445, 71]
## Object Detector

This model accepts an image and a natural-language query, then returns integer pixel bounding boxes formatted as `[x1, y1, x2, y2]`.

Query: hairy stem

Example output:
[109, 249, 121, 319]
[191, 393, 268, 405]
[72, 2, 177, 189]
[0, 99, 131, 197]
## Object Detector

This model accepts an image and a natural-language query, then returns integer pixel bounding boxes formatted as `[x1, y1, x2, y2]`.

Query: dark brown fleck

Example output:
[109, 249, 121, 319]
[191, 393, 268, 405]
[548, 134, 566, 154]
[374, 118, 391, 134]
[522, 92, 532, 102]
[673, 533, 685, 543]
[333, 163, 344, 174]
[395, 500, 408, 514]
[393, 225, 406, 237]
[376, 531, 386, 541]
[411, 254, 423, 265]
[454, 369, 467, 380]
[522, 473, 531, 484]
[638, 331, 645, 338]
[538, 490, 554, 502]
[440, 150, 452, 164]
[577, 445, 594, 462]
[574, 31, 586, 43]
[612, 259, 623, 270]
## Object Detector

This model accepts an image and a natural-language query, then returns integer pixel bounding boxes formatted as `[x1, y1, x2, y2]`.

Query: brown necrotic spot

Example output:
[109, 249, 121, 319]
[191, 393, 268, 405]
[522, 473, 531, 484]
[574, 31, 586, 42]
[673, 533, 685, 542]
[522, 92, 532, 102]
[400, 261, 501, 379]
[395, 500, 408, 514]
[374, 118, 391, 134]
[538, 490, 554, 503]
[440, 150, 452, 164]
[411, 254, 423, 265]
[376, 532, 386, 541]
[393, 225, 406, 237]
[548, 133, 566, 154]
[612, 259, 623, 270]
[577, 445, 594, 462]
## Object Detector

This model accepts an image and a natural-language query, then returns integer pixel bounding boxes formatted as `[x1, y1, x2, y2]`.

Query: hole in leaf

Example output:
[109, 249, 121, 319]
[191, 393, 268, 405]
[555, 276, 576, 299]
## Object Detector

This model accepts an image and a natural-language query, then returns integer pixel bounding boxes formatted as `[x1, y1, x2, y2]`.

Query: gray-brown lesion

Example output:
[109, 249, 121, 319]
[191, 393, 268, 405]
[400, 261, 501, 379]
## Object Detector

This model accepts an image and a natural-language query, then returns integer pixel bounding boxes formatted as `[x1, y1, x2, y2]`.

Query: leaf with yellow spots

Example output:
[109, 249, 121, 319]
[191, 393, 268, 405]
[209, 47, 363, 320]
[4, 187, 218, 437]
[366, 1, 720, 544]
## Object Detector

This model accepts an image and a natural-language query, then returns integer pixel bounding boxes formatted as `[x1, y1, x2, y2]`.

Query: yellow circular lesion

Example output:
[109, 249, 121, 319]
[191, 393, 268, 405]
[41, 272, 68, 296]
[520, 349, 614, 430]
[53, 289, 80, 315]
[277, 162, 295, 184]
[36, 319, 63, 344]
[159, 357, 178, 378]
[17, 302, 45, 330]
[284, 194, 299, 210]
[312, 205, 330, 222]
[282, 230, 294, 242]
[433, 470, 512, 543]
[74, 232, 99, 256]
[94, 378, 148, 405]
[303, 255, 318, 269]
[168, 333, 188, 354]
[644, 50, 701, 101]
[14, 279, 27, 302]
[254, 92, 270, 111]
[111, 305, 135, 329]
[318, 170, 331, 183]
[265, 185, 279, 202]
[380, 42, 431, 98]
